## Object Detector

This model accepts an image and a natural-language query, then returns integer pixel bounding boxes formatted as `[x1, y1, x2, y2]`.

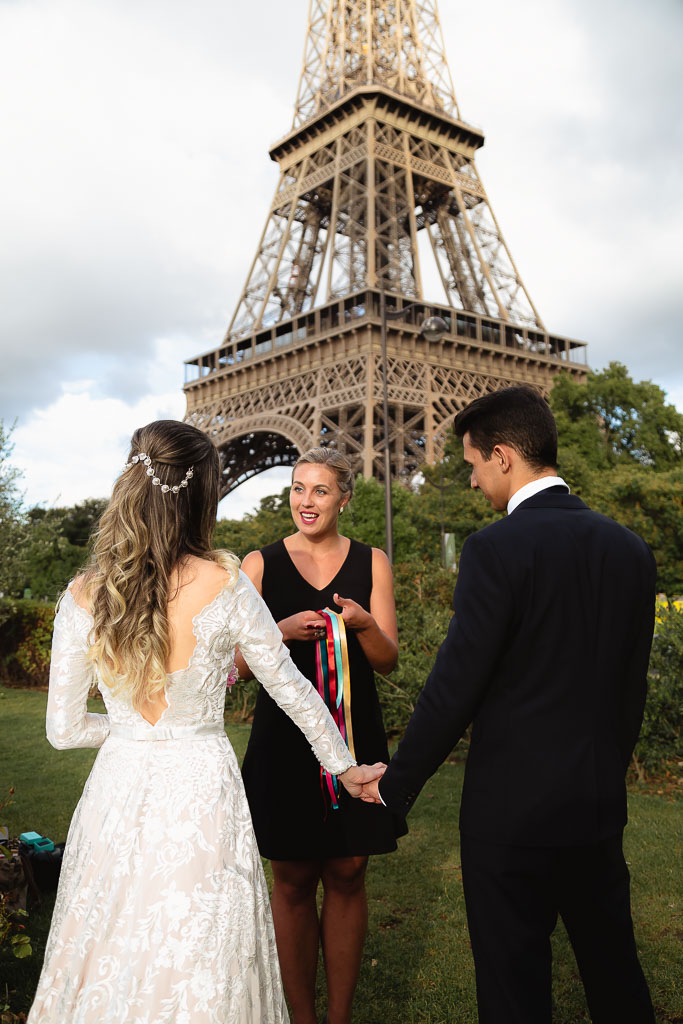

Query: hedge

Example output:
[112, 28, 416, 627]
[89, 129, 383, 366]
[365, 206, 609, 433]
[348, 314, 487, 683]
[635, 602, 683, 771]
[0, 600, 55, 689]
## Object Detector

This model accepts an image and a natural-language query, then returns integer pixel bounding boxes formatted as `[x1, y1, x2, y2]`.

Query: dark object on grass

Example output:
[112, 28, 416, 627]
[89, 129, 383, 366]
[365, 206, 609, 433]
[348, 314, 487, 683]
[18, 841, 65, 893]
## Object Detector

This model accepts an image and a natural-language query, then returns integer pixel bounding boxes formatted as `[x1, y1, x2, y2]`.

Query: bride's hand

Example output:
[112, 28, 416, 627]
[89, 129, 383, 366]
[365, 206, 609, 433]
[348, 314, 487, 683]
[338, 762, 386, 799]
[278, 611, 327, 642]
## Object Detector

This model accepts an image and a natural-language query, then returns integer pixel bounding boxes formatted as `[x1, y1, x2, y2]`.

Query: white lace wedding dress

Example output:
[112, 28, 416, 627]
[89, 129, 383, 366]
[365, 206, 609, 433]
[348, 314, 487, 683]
[28, 570, 355, 1024]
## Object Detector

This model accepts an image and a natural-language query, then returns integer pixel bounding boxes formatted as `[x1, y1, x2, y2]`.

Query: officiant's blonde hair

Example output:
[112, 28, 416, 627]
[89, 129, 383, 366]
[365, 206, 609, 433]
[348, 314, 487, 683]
[293, 447, 355, 499]
[82, 420, 238, 709]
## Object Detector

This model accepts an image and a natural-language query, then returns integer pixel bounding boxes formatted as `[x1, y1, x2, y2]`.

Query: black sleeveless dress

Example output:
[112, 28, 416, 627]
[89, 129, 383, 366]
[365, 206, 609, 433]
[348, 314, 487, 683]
[241, 538, 407, 860]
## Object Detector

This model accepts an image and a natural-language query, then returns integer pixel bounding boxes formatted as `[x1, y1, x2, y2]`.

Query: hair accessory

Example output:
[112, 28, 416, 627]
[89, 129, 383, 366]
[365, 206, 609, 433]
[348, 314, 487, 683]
[125, 452, 194, 494]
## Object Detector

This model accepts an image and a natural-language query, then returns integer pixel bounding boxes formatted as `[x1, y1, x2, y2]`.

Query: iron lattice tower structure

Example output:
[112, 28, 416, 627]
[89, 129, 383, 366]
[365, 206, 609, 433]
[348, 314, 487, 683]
[184, 0, 587, 496]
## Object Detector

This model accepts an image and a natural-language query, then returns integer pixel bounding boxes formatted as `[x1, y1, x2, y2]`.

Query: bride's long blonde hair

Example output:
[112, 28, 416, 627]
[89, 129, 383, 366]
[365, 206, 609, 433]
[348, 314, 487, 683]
[83, 420, 238, 708]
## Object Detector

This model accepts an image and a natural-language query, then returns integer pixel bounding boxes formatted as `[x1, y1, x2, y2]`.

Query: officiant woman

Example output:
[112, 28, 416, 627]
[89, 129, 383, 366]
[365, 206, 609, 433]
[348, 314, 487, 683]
[237, 447, 406, 1024]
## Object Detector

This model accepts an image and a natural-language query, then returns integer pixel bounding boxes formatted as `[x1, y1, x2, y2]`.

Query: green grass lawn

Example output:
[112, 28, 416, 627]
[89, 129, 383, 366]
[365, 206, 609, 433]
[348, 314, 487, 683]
[1, 686, 681, 1022]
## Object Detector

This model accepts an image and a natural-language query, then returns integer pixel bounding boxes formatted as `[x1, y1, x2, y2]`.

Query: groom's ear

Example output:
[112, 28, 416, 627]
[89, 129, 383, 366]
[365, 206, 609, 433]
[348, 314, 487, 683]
[491, 443, 514, 473]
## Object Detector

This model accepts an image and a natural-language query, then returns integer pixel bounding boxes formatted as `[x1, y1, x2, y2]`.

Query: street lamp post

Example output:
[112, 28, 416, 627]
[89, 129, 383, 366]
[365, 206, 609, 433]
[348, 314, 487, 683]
[379, 288, 393, 563]
[379, 287, 448, 562]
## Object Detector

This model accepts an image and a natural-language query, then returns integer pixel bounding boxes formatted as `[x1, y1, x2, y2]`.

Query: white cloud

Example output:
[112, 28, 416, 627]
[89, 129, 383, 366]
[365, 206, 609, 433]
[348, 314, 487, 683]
[441, 0, 683, 397]
[0, 0, 291, 415]
[12, 386, 183, 507]
[10, 336, 188, 507]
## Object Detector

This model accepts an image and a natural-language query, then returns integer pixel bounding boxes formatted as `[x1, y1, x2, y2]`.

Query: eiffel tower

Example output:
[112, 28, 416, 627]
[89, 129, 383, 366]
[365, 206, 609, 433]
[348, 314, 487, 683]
[184, 0, 587, 497]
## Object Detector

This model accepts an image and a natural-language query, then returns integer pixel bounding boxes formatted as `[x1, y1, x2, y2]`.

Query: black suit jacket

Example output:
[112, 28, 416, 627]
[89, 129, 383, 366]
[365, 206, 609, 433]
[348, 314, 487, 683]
[380, 488, 657, 846]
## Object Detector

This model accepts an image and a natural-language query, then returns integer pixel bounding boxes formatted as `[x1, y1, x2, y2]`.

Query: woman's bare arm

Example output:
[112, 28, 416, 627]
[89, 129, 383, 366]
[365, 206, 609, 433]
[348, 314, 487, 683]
[334, 548, 398, 675]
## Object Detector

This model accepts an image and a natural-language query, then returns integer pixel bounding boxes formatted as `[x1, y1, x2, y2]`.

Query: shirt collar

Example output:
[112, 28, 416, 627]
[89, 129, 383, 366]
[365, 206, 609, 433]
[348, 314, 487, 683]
[507, 476, 569, 515]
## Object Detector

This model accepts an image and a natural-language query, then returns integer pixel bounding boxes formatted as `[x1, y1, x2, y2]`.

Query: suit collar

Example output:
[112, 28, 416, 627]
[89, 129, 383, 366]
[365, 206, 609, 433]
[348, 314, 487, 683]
[514, 488, 589, 512]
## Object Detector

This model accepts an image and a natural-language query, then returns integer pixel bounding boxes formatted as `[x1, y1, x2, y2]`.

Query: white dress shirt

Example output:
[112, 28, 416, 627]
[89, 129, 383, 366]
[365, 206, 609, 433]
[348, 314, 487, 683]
[507, 476, 569, 515]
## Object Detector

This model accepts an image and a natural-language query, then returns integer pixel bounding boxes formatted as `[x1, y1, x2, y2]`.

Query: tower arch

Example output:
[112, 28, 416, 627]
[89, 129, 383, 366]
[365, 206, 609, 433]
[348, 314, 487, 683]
[201, 413, 314, 498]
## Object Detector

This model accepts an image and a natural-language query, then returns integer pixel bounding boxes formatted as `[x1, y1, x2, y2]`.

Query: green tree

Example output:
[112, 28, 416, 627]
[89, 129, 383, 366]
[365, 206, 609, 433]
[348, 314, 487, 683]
[341, 476, 420, 561]
[0, 422, 26, 601]
[213, 488, 293, 559]
[58, 498, 108, 547]
[551, 362, 683, 472]
[17, 499, 107, 602]
[413, 434, 501, 563]
[588, 465, 683, 594]
[376, 561, 457, 735]
[18, 512, 86, 603]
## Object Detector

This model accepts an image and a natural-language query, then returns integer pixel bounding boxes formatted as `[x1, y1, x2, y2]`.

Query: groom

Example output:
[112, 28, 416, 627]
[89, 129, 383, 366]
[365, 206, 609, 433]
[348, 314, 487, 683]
[363, 386, 656, 1023]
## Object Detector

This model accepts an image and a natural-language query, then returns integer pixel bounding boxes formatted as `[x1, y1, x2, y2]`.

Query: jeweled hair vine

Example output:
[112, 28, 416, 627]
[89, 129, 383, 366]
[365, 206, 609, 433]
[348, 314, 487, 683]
[124, 452, 194, 494]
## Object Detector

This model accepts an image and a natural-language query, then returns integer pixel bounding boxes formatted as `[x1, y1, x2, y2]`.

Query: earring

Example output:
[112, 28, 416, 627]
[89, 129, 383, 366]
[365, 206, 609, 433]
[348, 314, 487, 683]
[339, 506, 345, 514]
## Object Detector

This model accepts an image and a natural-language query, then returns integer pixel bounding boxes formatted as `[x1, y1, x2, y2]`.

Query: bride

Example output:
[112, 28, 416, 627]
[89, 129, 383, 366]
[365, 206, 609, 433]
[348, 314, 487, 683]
[28, 419, 384, 1024]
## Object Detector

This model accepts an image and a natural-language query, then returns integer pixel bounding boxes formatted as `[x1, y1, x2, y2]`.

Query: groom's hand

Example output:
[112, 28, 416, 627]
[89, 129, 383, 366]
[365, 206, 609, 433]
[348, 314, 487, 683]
[359, 777, 383, 804]
[339, 762, 386, 799]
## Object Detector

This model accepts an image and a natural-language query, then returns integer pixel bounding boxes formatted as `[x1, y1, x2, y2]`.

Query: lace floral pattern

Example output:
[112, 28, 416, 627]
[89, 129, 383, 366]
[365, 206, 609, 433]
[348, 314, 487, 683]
[29, 571, 355, 1024]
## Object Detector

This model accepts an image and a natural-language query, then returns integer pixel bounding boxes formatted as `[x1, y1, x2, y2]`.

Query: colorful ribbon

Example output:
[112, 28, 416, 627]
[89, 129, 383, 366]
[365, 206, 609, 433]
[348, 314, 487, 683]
[315, 607, 355, 814]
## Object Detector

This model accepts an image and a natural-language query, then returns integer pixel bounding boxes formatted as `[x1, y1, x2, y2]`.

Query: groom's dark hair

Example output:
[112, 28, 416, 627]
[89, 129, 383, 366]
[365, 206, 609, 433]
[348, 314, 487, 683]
[453, 385, 558, 470]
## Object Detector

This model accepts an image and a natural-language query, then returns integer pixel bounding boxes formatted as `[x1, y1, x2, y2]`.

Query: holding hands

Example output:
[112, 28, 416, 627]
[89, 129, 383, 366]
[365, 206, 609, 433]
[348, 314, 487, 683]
[359, 776, 383, 804]
[339, 762, 387, 799]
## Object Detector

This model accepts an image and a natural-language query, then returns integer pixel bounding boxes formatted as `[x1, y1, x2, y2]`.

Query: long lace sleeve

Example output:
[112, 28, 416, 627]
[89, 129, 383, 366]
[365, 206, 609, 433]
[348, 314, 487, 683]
[46, 590, 109, 750]
[227, 571, 355, 775]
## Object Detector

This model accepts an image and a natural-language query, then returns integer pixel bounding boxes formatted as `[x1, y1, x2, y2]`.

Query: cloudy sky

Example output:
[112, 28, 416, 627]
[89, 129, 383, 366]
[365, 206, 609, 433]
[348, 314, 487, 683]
[2, 0, 681, 518]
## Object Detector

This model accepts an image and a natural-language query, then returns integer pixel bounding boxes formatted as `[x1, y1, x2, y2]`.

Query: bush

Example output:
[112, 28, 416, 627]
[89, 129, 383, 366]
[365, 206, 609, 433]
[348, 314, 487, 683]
[376, 560, 456, 737]
[382, 567, 682, 774]
[0, 787, 32, 1024]
[634, 602, 683, 771]
[224, 678, 259, 724]
[0, 601, 55, 689]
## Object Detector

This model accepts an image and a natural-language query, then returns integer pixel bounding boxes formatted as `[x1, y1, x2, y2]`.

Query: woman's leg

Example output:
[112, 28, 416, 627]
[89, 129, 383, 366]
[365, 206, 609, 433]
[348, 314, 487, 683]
[319, 856, 369, 1024]
[270, 859, 322, 1024]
